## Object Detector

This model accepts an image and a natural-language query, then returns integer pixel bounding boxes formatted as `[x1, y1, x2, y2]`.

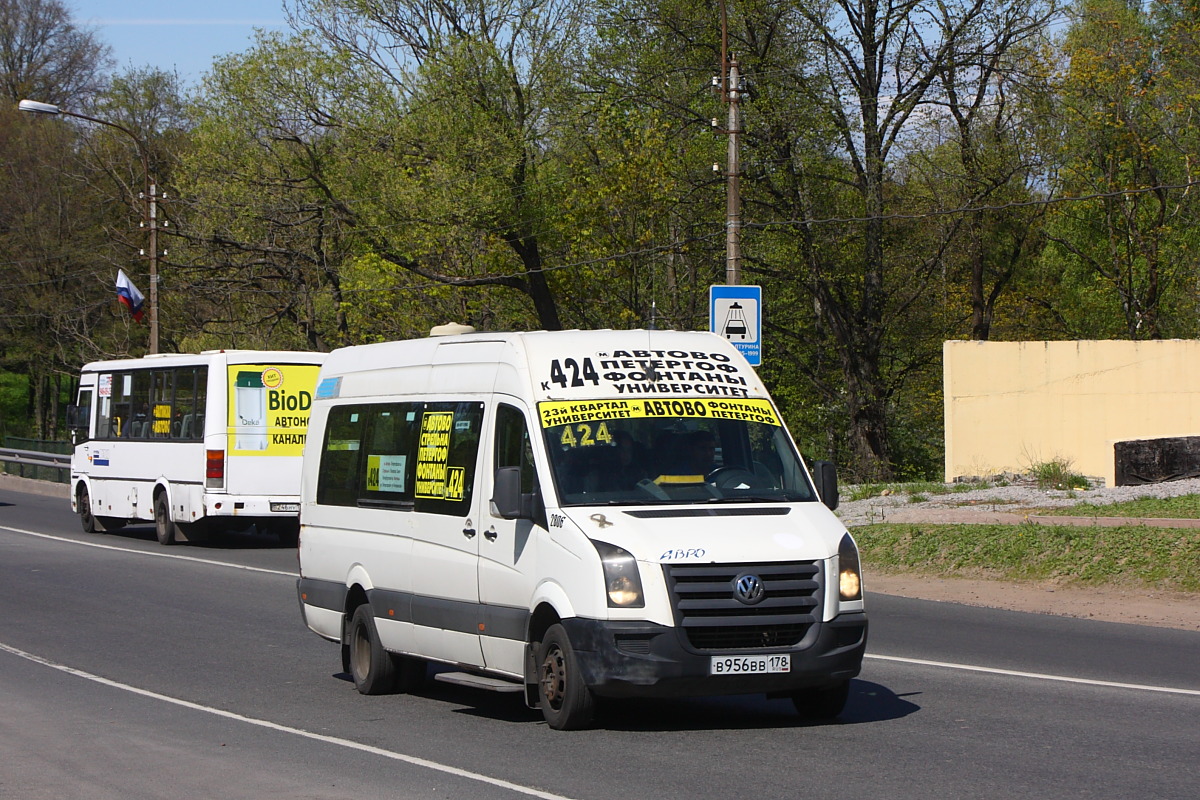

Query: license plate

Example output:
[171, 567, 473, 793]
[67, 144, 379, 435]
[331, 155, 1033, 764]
[710, 654, 791, 675]
[270, 502, 300, 513]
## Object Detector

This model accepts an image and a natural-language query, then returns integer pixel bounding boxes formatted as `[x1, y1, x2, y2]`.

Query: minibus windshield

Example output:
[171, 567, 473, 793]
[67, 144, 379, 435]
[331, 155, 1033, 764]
[538, 398, 818, 506]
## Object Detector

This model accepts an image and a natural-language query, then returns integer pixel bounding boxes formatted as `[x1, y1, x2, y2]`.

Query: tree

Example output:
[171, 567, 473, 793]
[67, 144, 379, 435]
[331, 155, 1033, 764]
[1044, 0, 1197, 339]
[0, 0, 110, 105]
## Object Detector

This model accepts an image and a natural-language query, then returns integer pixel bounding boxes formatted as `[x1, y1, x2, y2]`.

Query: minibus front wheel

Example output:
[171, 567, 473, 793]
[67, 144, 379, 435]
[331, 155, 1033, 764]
[791, 680, 850, 720]
[537, 624, 596, 730]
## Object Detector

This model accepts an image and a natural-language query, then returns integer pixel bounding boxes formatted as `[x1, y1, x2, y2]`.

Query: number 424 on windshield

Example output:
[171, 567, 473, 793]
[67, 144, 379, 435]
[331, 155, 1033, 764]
[561, 421, 613, 449]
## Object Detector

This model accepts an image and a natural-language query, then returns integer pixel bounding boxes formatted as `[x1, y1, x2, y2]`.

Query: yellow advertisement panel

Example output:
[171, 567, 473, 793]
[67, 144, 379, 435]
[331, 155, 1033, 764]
[226, 364, 321, 456]
[538, 397, 779, 428]
[414, 411, 454, 499]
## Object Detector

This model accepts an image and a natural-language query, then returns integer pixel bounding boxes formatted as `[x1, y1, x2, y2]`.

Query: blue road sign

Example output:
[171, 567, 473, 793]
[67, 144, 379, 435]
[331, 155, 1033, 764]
[709, 284, 762, 366]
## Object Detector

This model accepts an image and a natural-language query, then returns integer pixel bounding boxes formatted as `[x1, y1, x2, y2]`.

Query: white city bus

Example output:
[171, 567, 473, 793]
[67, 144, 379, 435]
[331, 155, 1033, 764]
[67, 350, 325, 545]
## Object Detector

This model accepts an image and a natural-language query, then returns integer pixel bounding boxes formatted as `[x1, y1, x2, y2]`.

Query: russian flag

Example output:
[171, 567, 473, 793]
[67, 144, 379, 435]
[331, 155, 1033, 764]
[116, 269, 145, 322]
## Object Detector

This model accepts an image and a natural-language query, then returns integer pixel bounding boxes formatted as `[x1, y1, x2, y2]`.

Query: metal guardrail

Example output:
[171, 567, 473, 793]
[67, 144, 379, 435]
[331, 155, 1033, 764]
[0, 447, 71, 468]
[0, 447, 71, 483]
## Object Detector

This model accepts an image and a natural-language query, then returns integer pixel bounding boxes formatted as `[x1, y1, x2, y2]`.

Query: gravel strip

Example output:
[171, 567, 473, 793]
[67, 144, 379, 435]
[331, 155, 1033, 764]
[835, 476, 1200, 527]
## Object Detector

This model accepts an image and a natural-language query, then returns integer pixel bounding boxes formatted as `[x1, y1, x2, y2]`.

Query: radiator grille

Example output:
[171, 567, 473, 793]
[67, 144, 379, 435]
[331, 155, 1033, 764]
[663, 561, 822, 651]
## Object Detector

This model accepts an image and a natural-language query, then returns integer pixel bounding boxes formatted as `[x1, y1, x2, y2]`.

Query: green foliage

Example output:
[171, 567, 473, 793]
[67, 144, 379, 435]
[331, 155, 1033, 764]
[0, 371, 28, 438]
[9, 0, 1200, 480]
[857, 522, 1200, 590]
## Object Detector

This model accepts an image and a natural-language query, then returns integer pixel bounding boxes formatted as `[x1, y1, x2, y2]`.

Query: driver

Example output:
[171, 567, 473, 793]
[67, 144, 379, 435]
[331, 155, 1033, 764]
[679, 430, 717, 477]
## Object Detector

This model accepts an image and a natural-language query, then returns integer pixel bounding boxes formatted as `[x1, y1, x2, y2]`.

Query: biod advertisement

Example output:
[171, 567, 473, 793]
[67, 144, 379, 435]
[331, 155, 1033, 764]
[226, 364, 320, 456]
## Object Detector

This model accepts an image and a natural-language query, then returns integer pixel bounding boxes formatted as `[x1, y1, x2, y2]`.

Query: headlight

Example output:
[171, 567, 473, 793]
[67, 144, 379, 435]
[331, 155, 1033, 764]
[838, 532, 863, 601]
[592, 540, 645, 608]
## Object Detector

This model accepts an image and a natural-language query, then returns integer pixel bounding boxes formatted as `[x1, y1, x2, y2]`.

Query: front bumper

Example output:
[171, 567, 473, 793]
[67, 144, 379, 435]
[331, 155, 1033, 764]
[560, 612, 867, 698]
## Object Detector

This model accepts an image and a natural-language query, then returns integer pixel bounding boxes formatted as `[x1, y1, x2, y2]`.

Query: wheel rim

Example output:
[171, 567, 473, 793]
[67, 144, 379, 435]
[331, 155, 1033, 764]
[79, 488, 93, 527]
[351, 622, 371, 681]
[539, 644, 567, 710]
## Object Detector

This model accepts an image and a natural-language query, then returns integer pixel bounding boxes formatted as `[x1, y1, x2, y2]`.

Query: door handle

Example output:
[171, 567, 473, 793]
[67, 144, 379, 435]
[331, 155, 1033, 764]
[484, 528, 498, 541]
[463, 527, 476, 539]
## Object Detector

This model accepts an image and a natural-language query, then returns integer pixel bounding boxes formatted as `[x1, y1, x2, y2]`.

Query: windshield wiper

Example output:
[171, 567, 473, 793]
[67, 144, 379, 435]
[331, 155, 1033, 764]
[706, 494, 790, 503]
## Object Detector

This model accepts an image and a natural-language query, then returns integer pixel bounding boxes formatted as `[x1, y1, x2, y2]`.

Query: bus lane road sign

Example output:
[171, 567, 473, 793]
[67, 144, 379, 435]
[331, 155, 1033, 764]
[709, 285, 762, 366]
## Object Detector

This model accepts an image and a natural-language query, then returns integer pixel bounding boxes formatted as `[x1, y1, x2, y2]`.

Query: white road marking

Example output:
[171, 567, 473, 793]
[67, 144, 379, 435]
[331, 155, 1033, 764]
[0, 524, 294, 576]
[867, 653, 1200, 696]
[0, 641, 575, 800]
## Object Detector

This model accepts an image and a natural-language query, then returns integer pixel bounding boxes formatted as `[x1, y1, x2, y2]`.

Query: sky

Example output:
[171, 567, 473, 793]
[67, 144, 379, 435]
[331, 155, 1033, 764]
[74, 0, 293, 87]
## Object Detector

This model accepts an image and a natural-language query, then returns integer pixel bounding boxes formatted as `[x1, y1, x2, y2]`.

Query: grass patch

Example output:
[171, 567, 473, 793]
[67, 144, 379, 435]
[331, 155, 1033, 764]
[856, 522, 1200, 592]
[1038, 494, 1200, 519]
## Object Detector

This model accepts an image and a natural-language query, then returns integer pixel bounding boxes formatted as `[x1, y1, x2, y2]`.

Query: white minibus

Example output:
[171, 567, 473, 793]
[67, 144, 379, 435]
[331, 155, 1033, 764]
[68, 350, 325, 545]
[297, 328, 866, 729]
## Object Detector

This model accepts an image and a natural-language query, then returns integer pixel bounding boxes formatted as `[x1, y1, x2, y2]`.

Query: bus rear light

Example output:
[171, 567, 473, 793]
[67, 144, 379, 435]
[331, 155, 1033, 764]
[206, 450, 225, 488]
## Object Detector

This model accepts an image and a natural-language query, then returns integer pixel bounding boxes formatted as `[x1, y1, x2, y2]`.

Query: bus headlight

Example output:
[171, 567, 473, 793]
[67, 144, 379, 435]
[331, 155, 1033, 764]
[838, 532, 863, 601]
[592, 540, 645, 608]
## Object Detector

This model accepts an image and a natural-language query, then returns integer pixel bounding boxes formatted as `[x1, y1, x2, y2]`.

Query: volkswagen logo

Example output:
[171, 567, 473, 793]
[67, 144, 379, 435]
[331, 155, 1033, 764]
[733, 573, 766, 605]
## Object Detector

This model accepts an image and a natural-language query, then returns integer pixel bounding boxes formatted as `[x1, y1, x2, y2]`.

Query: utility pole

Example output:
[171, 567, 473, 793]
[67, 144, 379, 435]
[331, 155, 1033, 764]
[714, 0, 743, 285]
[141, 183, 160, 354]
[724, 57, 742, 286]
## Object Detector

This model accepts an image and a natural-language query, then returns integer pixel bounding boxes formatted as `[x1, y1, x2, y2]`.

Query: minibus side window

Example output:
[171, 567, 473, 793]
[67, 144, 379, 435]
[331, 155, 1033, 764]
[358, 403, 420, 507]
[413, 402, 483, 516]
[317, 405, 365, 507]
[495, 403, 538, 493]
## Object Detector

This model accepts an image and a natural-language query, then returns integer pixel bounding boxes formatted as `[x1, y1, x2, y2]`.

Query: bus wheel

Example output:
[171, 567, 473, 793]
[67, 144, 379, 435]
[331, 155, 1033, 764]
[791, 680, 850, 721]
[536, 624, 596, 730]
[348, 604, 397, 695]
[78, 485, 102, 533]
[154, 493, 177, 546]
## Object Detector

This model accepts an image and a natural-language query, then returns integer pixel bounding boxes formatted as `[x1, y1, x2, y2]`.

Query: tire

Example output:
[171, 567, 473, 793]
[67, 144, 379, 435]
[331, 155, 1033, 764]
[78, 485, 102, 533]
[791, 680, 850, 721]
[536, 624, 596, 730]
[154, 492, 177, 546]
[391, 653, 427, 693]
[348, 604, 398, 695]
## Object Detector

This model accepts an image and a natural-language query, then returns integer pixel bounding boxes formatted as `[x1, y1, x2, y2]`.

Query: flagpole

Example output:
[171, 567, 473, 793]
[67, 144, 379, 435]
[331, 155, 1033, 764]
[19, 99, 161, 353]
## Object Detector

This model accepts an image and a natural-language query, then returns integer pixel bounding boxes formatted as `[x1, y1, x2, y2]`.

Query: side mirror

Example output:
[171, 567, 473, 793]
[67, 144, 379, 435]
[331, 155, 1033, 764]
[66, 404, 89, 445]
[493, 465, 539, 520]
[810, 460, 839, 511]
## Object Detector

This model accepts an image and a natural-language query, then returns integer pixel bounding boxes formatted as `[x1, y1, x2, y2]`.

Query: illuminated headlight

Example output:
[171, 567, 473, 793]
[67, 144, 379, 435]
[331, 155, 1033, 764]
[592, 540, 645, 608]
[838, 532, 863, 601]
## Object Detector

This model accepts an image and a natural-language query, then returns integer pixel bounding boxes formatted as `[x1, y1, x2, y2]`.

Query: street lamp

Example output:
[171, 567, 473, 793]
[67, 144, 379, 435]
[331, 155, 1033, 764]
[19, 99, 162, 354]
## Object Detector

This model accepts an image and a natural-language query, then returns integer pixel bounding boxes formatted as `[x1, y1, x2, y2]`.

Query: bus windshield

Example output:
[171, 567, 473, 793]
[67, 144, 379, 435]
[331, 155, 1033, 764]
[538, 399, 818, 506]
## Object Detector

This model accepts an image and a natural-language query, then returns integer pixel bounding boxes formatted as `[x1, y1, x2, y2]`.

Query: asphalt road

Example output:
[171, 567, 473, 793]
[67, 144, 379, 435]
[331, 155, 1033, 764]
[2, 482, 1198, 799]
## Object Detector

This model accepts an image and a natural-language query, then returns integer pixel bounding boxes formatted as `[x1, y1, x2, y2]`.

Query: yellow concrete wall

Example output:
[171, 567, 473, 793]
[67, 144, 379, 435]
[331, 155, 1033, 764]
[944, 340, 1200, 486]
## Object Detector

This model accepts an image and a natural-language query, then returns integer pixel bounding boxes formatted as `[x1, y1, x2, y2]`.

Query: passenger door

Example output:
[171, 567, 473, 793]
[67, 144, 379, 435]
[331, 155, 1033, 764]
[478, 401, 543, 675]
[408, 400, 488, 667]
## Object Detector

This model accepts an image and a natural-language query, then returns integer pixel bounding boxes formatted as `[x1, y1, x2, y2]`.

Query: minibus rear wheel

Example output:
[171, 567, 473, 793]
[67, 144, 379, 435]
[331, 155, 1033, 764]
[537, 624, 596, 730]
[349, 604, 398, 695]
